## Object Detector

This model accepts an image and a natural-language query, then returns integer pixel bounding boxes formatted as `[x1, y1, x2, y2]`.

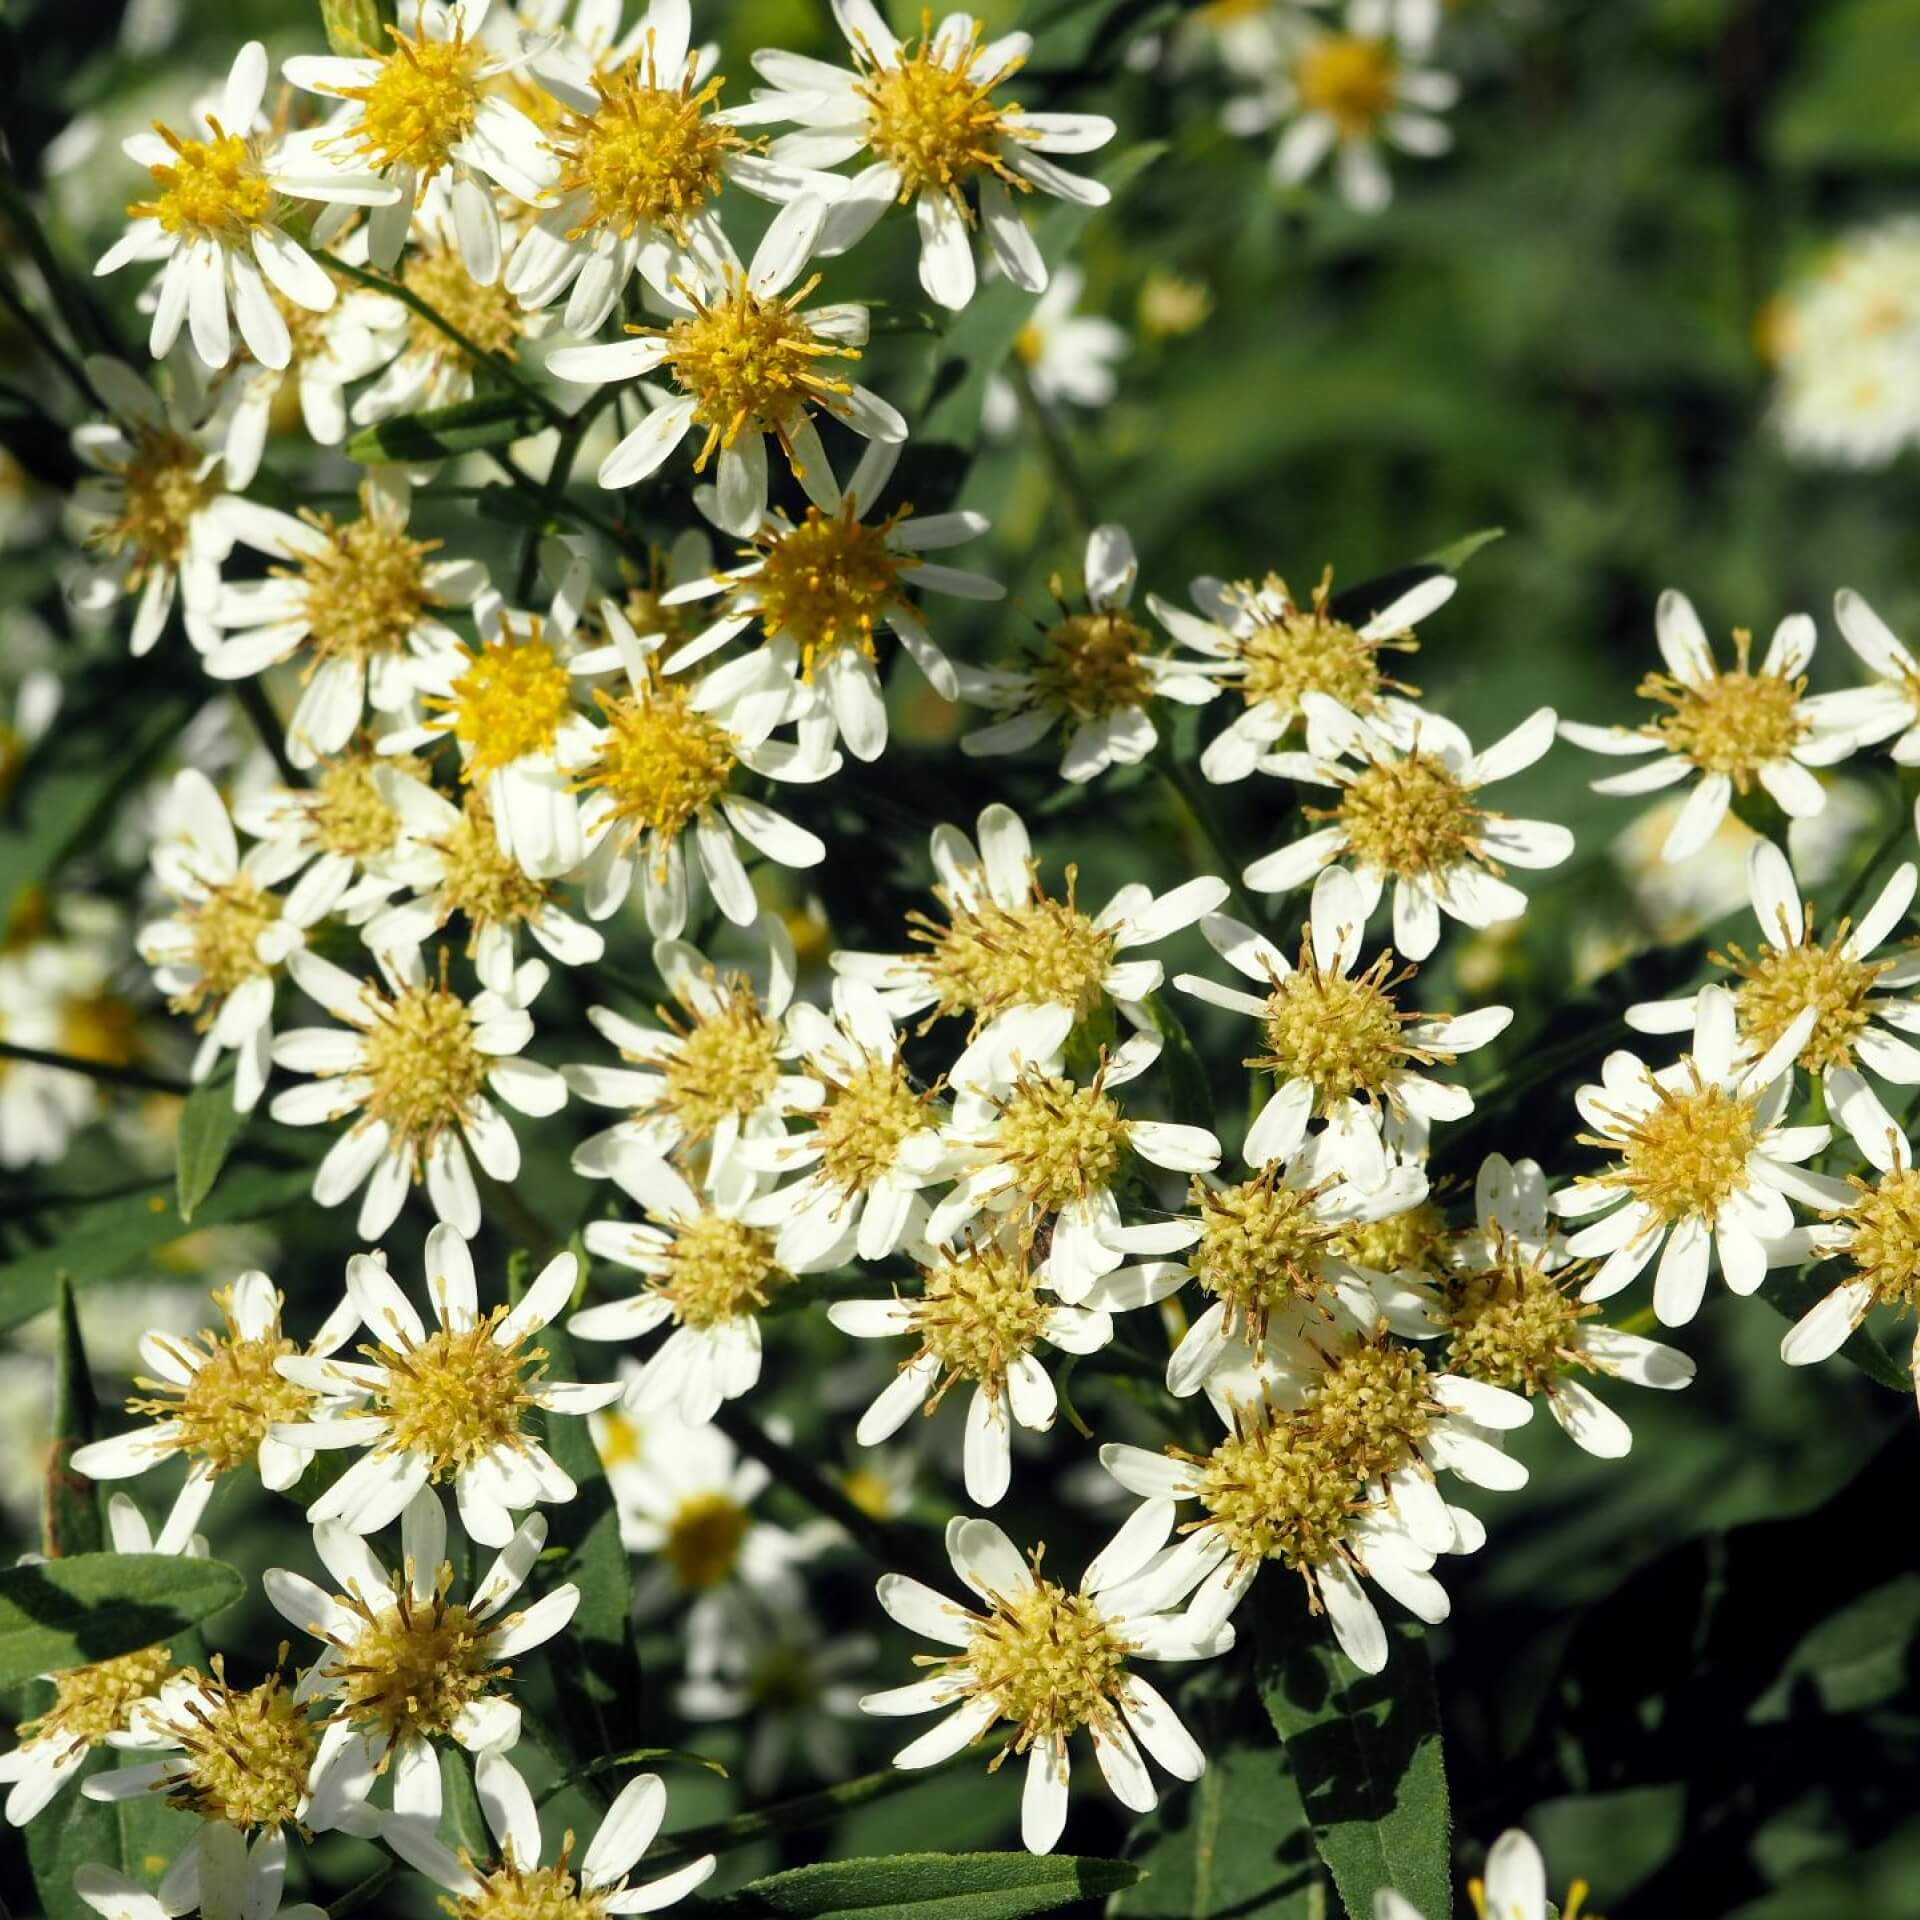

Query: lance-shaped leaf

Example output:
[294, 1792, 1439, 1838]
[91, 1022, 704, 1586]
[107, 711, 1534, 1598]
[43, 1273, 104, 1558]
[175, 1059, 249, 1223]
[703, 1852, 1142, 1920]
[344, 391, 549, 464]
[0, 1553, 245, 1691]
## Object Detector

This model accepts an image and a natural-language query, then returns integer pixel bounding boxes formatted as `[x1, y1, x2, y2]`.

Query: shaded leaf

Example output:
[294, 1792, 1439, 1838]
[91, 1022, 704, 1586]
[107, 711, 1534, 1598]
[1757, 1265, 1908, 1396]
[175, 1061, 249, 1223]
[43, 1273, 104, 1558]
[705, 1852, 1141, 1920]
[0, 1554, 245, 1689]
[344, 391, 547, 464]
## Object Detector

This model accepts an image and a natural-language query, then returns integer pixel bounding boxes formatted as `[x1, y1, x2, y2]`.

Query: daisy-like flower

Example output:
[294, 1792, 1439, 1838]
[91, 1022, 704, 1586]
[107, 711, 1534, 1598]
[861, 1513, 1225, 1854]
[1559, 589, 1864, 862]
[507, 0, 838, 335]
[1150, 564, 1445, 785]
[1422, 1153, 1695, 1458]
[202, 471, 485, 769]
[753, 0, 1116, 312]
[75, 1828, 324, 1920]
[272, 1231, 621, 1543]
[1226, 0, 1457, 215]
[1803, 587, 1920, 767]
[747, 976, 949, 1268]
[1246, 694, 1572, 960]
[265, 1487, 577, 1830]
[567, 531, 716, 675]
[0, 1486, 204, 1826]
[286, 0, 557, 283]
[1377, 1827, 1578, 1920]
[69, 1272, 362, 1524]
[829, 1226, 1152, 1505]
[269, 945, 567, 1239]
[1627, 839, 1920, 1162]
[67, 356, 236, 656]
[1779, 1121, 1920, 1404]
[95, 41, 395, 371]
[138, 768, 313, 1113]
[547, 193, 907, 537]
[927, 1026, 1224, 1301]
[381, 1749, 717, 1917]
[957, 524, 1216, 784]
[660, 437, 998, 761]
[1556, 984, 1841, 1326]
[834, 802, 1228, 1048]
[982, 264, 1128, 438]
[1176, 865, 1512, 1181]
[566, 924, 821, 1201]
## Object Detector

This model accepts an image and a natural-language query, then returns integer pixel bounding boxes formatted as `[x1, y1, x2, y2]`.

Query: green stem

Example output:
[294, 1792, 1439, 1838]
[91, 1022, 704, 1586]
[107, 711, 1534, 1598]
[1152, 745, 1268, 927]
[1008, 358, 1094, 544]
[326, 1863, 393, 1918]
[0, 1042, 188, 1096]
[1834, 803, 1911, 923]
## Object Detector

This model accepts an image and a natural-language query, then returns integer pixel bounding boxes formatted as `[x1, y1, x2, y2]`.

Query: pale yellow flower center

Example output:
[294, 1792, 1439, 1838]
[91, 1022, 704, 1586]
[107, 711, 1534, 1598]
[403, 242, 527, 365]
[327, 1564, 506, 1750]
[291, 498, 441, 667]
[1231, 569, 1413, 719]
[664, 1490, 751, 1590]
[369, 1306, 546, 1479]
[1320, 750, 1482, 882]
[1031, 609, 1157, 720]
[1840, 1165, 1920, 1312]
[1253, 947, 1433, 1110]
[174, 877, 282, 1027]
[459, 1857, 607, 1920]
[309, 752, 406, 859]
[17, 1644, 175, 1755]
[990, 1069, 1132, 1214]
[749, 501, 912, 675]
[159, 1664, 315, 1832]
[437, 788, 552, 937]
[1589, 1073, 1760, 1227]
[1444, 1245, 1594, 1396]
[577, 676, 738, 854]
[653, 975, 782, 1140]
[652, 1211, 790, 1330]
[1190, 1168, 1341, 1352]
[1640, 629, 1807, 783]
[813, 1055, 934, 1197]
[1722, 918, 1888, 1074]
[913, 1238, 1053, 1394]
[958, 1576, 1133, 1752]
[1293, 33, 1397, 139]
[856, 20, 1026, 205]
[358, 981, 490, 1156]
[91, 424, 217, 580]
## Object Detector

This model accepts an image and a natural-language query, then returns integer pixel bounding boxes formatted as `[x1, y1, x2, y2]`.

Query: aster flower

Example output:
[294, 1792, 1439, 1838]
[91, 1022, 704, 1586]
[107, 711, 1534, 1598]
[380, 1749, 717, 1917]
[566, 923, 821, 1202]
[269, 945, 567, 1240]
[1150, 564, 1445, 784]
[74, 1828, 323, 1920]
[566, 531, 717, 676]
[546, 193, 907, 537]
[202, 470, 485, 769]
[1627, 838, 1920, 1164]
[659, 437, 999, 761]
[285, 0, 558, 283]
[95, 41, 395, 371]
[271, 1230, 621, 1543]
[982, 264, 1128, 438]
[1801, 587, 1920, 765]
[1175, 865, 1512, 1182]
[833, 801, 1229, 1048]
[753, 0, 1117, 312]
[67, 356, 236, 656]
[1556, 984, 1843, 1325]
[861, 1514, 1226, 1854]
[1376, 1828, 1571, 1920]
[1246, 694, 1573, 960]
[264, 1487, 577, 1830]
[1559, 589, 1864, 862]
[957, 524, 1216, 784]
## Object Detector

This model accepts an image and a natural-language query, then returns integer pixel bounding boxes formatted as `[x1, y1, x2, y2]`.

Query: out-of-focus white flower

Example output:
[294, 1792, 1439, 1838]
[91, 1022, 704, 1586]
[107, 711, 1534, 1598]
[76, 1828, 324, 1920]
[983, 265, 1128, 437]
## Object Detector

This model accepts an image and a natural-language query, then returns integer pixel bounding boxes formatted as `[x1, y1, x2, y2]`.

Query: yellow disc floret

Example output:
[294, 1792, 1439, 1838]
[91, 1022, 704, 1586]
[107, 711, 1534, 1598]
[457, 1855, 607, 1920]
[1189, 1166, 1342, 1353]
[173, 877, 282, 1027]
[988, 1067, 1133, 1215]
[1030, 606, 1158, 721]
[855, 16, 1027, 208]
[403, 241, 526, 365]
[575, 674, 739, 858]
[1252, 942, 1440, 1112]
[429, 623, 575, 780]
[811, 1054, 936, 1197]
[649, 972, 782, 1142]
[959, 1569, 1133, 1754]
[308, 750, 406, 859]
[327, 24, 483, 180]
[650, 1211, 791, 1329]
[435, 789, 553, 941]
[1640, 628, 1807, 786]
[1231, 569, 1417, 722]
[16, 1644, 175, 1757]
[912, 1238, 1053, 1400]
[1838, 1164, 1920, 1314]
[159, 1659, 315, 1833]
[289, 492, 442, 667]
[89, 424, 218, 584]
[357, 978, 490, 1157]
[1443, 1240, 1596, 1397]
[130, 121, 274, 241]
[748, 500, 913, 676]
[1719, 915, 1889, 1074]
[664, 1490, 751, 1590]
[1293, 34, 1397, 139]
[370, 1304, 546, 1479]
[1584, 1069, 1759, 1227]
[1321, 750, 1483, 883]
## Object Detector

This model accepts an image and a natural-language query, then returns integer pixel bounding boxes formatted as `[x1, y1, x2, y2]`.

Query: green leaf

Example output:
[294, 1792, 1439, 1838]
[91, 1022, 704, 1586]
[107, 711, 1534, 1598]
[0, 1554, 245, 1689]
[1772, 0, 1920, 169]
[175, 1062, 249, 1223]
[704, 1852, 1142, 1920]
[1112, 1738, 1326, 1920]
[25, 1754, 125, 1920]
[1255, 1613, 1452, 1920]
[344, 391, 547, 464]
[42, 1274, 104, 1558]
[1758, 1265, 1908, 1396]
[1419, 527, 1505, 572]
[0, 1160, 316, 1335]
[440, 1746, 491, 1862]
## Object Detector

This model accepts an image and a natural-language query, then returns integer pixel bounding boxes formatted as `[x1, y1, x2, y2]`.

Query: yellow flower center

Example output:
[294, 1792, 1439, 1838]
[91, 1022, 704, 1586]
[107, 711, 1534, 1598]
[1640, 629, 1807, 783]
[664, 1490, 751, 1590]
[1012, 321, 1045, 365]
[370, 1305, 547, 1479]
[459, 1857, 607, 1920]
[990, 1069, 1133, 1215]
[959, 1573, 1132, 1750]
[290, 497, 441, 668]
[909, 864, 1117, 1031]
[91, 424, 218, 580]
[326, 1565, 507, 1751]
[1839, 1165, 1920, 1312]
[1444, 1245, 1594, 1396]
[17, 1644, 175, 1754]
[330, 24, 483, 180]
[1306, 1333, 1435, 1483]
[1232, 570, 1412, 719]
[130, 123, 275, 241]
[649, 973, 782, 1141]
[749, 501, 913, 675]
[912, 1237, 1054, 1393]
[1030, 609, 1157, 720]
[1253, 946, 1434, 1110]
[128, 1287, 316, 1475]
[358, 981, 491, 1157]
[576, 676, 739, 854]
[436, 788, 553, 938]
[1192, 1404, 1365, 1571]
[654, 275, 858, 470]
[812, 1055, 934, 1197]
[431, 626, 575, 780]
[1190, 1168, 1342, 1353]
[856, 19, 1026, 205]
[1293, 33, 1397, 139]
[309, 751, 406, 859]
[59, 993, 138, 1068]
[1589, 1072, 1760, 1227]
[403, 241, 527, 364]
[596, 1406, 643, 1469]
[175, 878, 282, 1026]
[1333, 1198, 1449, 1280]
[841, 1465, 898, 1518]
[1320, 749, 1482, 882]
[1722, 921, 1889, 1075]
[160, 1664, 314, 1833]
[651, 1211, 790, 1330]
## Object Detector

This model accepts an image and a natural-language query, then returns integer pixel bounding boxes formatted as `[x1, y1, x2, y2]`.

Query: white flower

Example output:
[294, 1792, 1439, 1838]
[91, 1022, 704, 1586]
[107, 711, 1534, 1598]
[860, 1513, 1226, 1853]
[1556, 984, 1846, 1325]
[270, 1230, 621, 1543]
[833, 801, 1229, 1049]
[1803, 587, 1920, 766]
[381, 1750, 717, 1916]
[1627, 838, 1920, 1164]
[67, 356, 235, 656]
[1226, 0, 1456, 214]
[566, 923, 821, 1203]
[76, 1829, 323, 1920]
[753, 1, 1116, 311]
[1374, 1827, 1557, 1920]
[0, 1487, 205, 1826]
[546, 193, 907, 536]
[1559, 588, 1864, 862]
[264, 1487, 577, 1831]
[95, 41, 395, 371]
[1175, 865, 1512, 1182]
[1246, 694, 1573, 960]
[957, 524, 1216, 785]
[269, 946, 567, 1239]
[983, 265, 1128, 437]
[285, 0, 558, 283]
[1150, 564, 1448, 784]
[660, 437, 998, 762]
